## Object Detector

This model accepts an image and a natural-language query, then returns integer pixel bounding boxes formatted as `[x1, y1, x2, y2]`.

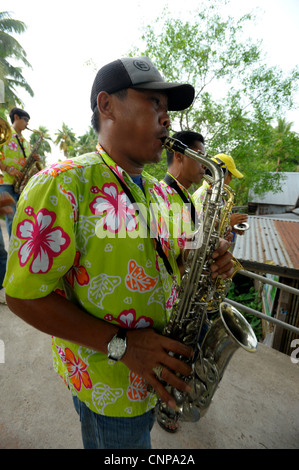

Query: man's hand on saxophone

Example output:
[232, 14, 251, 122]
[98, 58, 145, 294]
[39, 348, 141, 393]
[178, 236, 234, 279]
[138, 237, 233, 408]
[122, 328, 194, 410]
[210, 237, 234, 279]
[8, 167, 24, 182]
[31, 152, 41, 162]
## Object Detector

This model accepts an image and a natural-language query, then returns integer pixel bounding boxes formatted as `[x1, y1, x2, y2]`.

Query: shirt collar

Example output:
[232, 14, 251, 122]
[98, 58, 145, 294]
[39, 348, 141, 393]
[166, 171, 192, 198]
[96, 142, 157, 188]
[12, 131, 24, 141]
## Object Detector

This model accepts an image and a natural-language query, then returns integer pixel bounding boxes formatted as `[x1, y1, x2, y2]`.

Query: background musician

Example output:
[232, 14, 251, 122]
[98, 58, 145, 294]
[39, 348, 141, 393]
[159, 130, 206, 433]
[161, 130, 206, 231]
[0, 107, 40, 236]
[193, 153, 248, 241]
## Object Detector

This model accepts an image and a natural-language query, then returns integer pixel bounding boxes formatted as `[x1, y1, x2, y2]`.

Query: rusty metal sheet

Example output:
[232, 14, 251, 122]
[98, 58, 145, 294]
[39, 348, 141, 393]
[233, 216, 299, 278]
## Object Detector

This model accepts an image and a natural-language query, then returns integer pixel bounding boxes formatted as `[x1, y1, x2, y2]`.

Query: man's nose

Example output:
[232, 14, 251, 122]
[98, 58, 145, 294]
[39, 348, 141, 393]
[160, 111, 170, 129]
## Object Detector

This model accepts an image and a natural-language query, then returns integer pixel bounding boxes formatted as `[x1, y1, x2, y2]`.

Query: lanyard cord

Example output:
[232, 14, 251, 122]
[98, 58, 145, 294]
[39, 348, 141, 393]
[15, 134, 27, 159]
[163, 173, 196, 225]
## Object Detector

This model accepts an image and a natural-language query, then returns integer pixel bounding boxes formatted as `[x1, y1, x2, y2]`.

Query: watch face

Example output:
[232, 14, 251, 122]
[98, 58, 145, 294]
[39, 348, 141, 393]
[108, 336, 127, 360]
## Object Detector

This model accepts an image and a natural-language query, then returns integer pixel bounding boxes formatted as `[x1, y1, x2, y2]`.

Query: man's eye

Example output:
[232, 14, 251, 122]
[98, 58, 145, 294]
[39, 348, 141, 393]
[151, 96, 160, 105]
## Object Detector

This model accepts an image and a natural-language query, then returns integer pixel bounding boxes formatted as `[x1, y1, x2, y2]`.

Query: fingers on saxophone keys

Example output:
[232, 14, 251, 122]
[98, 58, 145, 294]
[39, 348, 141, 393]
[211, 255, 234, 279]
[165, 367, 192, 393]
[211, 264, 234, 279]
[152, 380, 176, 411]
[165, 338, 193, 360]
[153, 358, 192, 388]
[152, 367, 191, 410]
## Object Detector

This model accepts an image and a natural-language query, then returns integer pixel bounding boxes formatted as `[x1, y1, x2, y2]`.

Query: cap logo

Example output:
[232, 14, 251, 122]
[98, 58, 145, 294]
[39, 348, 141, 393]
[133, 60, 150, 72]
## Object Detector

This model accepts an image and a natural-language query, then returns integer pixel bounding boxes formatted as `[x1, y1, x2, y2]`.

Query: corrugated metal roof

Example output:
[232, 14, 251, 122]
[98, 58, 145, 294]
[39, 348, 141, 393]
[261, 212, 299, 220]
[233, 216, 299, 279]
[248, 173, 299, 206]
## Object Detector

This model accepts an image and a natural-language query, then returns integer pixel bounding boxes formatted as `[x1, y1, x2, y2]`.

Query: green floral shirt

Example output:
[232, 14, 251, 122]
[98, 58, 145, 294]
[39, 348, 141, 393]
[192, 179, 210, 215]
[0, 131, 30, 184]
[4, 146, 181, 418]
[160, 173, 198, 248]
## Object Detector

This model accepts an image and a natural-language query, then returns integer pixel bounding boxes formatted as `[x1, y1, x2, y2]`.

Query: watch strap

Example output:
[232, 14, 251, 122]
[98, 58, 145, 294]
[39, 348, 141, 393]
[116, 327, 127, 340]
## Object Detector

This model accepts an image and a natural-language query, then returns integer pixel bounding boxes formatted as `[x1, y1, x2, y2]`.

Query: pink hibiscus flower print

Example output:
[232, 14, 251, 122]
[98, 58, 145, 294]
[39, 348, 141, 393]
[17, 207, 71, 273]
[153, 183, 171, 209]
[163, 185, 175, 196]
[104, 308, 154, 329]
[8, 141, 18, 151]
[55, 343, 66, 363]
[166, 282, 178, 310]
[177, 231, 187, 249]
[65, 348, 92, 392]
[89, 182, 137, 233]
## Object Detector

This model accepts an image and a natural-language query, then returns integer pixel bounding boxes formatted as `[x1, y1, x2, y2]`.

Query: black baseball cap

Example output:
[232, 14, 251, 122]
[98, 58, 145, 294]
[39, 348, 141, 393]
[90, 56, 195, 112]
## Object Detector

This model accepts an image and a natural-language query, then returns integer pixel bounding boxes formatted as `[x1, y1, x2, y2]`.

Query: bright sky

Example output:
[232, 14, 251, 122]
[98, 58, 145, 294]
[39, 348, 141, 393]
[1, 0, 299, 158]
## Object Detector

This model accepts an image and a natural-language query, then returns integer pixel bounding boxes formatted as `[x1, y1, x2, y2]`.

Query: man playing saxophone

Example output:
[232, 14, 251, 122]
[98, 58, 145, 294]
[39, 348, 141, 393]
[161, 130, 206, 231]
[0, 107, 41, 237]
[3, 57, 234, 449]
[159, 131, 247, 433]
[193, 153, 248, 241]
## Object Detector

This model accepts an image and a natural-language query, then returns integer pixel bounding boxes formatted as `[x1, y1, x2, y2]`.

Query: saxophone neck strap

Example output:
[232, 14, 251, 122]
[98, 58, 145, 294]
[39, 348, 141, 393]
[15, 134, 27, 159]
[163, 173, 196, 224]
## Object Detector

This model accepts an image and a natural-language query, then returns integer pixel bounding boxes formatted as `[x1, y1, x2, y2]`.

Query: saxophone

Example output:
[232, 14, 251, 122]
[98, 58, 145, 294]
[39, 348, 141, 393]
[13, 128, 44, 194]
[208, 181, 244, 312]
[156, 137, 257, 427]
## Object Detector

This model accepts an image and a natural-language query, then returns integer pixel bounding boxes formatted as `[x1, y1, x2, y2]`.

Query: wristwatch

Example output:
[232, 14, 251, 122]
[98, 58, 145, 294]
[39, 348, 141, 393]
[107, 328, 127, 361]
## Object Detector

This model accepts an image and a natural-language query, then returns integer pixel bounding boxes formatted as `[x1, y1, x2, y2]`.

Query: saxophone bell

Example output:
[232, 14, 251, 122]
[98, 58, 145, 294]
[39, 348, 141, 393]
[0, 117, 12, 146]
[233, 222, 249, 232]
[218, 302, 257, 353]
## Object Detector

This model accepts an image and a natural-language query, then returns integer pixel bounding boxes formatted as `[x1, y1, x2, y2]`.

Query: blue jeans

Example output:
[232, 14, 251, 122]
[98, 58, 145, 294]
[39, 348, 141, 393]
[0, 185, 19, 289]
[0, 184, 19, 237]
[72, 395, 156, 449]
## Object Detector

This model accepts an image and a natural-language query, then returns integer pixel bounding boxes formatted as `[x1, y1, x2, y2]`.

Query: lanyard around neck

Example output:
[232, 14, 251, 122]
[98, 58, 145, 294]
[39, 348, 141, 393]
[15, 134, 27, 159]
[163, 173, 196, 225]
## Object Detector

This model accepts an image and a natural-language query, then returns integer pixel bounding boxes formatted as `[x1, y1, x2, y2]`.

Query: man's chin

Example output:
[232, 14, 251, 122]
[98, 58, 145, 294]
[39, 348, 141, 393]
[145, 152, 162, 165]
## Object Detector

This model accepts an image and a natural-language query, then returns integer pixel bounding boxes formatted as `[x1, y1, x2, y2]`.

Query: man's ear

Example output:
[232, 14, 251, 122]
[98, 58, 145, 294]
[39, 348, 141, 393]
[97, 91, 115, 120]
[174, 152, 184, 163]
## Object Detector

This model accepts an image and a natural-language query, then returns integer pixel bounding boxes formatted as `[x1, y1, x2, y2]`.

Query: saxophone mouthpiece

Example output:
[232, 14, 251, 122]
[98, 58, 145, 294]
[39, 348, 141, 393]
[162, 136, 188, 155]
[26, 127, 42, 135]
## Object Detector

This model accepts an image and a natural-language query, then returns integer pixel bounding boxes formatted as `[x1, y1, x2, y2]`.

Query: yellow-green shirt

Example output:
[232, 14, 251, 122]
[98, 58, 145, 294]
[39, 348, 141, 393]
[0, 131, 30, 184]
[4, 146, 181, 418]
[160, 173, 196, 251]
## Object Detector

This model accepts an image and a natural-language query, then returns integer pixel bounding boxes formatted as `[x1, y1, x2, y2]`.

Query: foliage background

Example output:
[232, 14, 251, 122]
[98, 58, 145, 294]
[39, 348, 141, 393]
[128, 3, 299, 203]
[1, 1, 299, 206]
